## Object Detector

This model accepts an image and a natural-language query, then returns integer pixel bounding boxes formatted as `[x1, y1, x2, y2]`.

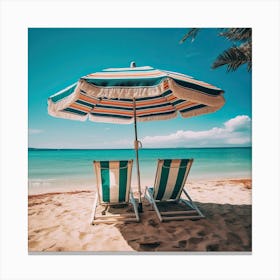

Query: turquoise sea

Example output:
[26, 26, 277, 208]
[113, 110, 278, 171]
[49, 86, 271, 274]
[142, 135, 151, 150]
[28, 147, 251, 194]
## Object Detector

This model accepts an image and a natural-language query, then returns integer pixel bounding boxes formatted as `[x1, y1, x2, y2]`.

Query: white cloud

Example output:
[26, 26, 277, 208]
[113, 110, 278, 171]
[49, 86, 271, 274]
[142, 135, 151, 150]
[141, 115, 251, 147]
[224, 115, 251, 132]
[28, 129, 43, 135]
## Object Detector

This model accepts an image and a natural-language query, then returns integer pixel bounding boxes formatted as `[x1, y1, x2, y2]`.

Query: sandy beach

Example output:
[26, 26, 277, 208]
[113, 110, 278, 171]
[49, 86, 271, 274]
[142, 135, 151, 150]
[28, 178, 252, 252]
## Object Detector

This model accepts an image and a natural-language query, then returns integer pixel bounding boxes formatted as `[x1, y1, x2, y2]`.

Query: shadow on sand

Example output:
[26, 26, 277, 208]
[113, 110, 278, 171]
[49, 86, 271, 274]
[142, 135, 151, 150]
[115, 200, 252, 252]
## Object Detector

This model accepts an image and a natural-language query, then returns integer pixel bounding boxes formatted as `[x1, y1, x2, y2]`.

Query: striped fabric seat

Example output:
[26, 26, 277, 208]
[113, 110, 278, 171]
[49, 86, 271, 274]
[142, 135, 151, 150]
[153, 159, 192, 201]
[91, 160, 139, 224]
[145, 159, 204, 222]
[94, 160, 132, 204]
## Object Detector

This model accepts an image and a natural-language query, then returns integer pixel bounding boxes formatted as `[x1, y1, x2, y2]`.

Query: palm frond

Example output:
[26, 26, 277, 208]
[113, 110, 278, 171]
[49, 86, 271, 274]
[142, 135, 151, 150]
[212, 42, 252, 72]
[180, 27, 252, 72]
[180, 28, 200, 44]
[219, 28, 252, 42]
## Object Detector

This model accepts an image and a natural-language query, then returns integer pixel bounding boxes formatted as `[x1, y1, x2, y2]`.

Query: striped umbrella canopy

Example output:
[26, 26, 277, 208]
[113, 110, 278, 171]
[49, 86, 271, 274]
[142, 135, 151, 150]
[48, 63, 225, 211]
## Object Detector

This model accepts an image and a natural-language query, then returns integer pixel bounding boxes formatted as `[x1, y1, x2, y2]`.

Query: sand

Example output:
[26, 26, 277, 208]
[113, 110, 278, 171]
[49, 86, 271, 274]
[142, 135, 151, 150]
[28, 179, 252, 252]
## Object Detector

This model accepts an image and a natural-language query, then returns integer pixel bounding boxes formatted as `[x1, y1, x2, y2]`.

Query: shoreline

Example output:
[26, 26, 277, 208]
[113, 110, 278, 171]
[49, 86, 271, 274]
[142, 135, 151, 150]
[28, 177, 252, 196]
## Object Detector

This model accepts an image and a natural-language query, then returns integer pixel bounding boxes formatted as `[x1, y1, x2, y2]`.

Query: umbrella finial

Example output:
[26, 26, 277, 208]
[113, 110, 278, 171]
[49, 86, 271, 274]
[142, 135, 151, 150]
[130, 61, 136, 68]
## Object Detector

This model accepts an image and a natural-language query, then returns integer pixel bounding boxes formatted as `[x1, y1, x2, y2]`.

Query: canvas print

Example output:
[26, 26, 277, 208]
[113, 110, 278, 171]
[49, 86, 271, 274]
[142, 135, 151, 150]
[28, 28, 252, 252]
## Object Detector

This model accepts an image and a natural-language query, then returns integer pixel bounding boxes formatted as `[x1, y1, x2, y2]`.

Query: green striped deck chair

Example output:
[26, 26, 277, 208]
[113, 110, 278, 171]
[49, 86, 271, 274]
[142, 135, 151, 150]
[91, 160, 140, 224]
[145, 159, 204, 222]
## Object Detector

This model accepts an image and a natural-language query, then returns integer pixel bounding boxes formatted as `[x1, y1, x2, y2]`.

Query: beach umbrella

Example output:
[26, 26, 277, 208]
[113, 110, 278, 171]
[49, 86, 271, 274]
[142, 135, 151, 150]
[48, 62, 225, 212]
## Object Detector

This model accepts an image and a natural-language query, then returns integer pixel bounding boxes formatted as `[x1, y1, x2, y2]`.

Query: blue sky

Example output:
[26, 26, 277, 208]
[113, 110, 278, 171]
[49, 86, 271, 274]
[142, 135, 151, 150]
[28, 28, 252, 149]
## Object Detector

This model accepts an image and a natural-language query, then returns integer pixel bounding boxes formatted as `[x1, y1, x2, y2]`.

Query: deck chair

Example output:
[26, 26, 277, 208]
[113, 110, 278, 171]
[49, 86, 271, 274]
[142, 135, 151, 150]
[91, 160, 140, 224]
[145, 159, 204, 222]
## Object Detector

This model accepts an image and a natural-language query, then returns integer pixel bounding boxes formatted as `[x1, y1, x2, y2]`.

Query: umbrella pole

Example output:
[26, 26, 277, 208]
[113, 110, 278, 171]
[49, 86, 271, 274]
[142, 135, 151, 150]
[133, 98, 143, 213]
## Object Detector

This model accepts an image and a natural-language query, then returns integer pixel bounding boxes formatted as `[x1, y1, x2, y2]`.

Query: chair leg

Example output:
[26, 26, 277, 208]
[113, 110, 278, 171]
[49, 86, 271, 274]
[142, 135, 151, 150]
[91, 194, 98, 225]
[182, 188, 205, 218]
[147, 188, 163, 222]
[130, 192, 140, 222]
[144, 187, 204, 222]
[144, 187, 151, 202]
[144, 187, 153, 210]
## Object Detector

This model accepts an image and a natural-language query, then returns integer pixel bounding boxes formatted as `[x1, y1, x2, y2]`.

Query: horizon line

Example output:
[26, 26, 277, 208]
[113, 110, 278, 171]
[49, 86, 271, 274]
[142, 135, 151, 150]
[28, 146, 252, 150]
